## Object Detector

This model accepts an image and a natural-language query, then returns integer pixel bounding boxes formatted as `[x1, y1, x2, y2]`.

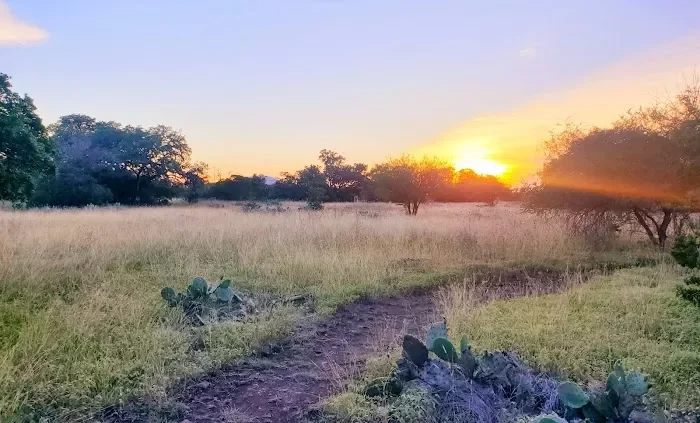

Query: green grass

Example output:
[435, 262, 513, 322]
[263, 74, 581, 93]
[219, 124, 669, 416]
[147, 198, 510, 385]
[445, 264, 700, 410]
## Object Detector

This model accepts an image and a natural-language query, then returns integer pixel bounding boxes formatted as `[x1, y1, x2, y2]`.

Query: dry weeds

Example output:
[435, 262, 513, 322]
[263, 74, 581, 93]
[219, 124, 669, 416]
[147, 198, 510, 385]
[0, 202, 644, 420]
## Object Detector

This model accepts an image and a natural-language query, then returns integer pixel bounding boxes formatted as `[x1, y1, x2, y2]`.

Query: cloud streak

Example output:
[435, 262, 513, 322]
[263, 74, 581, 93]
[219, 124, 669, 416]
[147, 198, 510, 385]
[0, 1, 48, 45]
[519, 46, 537, 58]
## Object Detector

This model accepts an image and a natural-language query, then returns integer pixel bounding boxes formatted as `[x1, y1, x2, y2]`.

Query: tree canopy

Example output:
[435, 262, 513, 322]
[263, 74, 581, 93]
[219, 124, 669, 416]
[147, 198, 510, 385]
[0, 73, 53, 202]
[32, 114, 192, 206]
[318, 149, 369, 202]
[207, 174, 268, 201]
[437, 168, 512, 205]
[370, 156, 453, 215]
[525, 82, 700, 248]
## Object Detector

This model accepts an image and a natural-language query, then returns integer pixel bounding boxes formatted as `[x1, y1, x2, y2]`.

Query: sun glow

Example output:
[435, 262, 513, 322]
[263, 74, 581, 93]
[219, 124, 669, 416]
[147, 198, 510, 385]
[452, 144, 508, 177]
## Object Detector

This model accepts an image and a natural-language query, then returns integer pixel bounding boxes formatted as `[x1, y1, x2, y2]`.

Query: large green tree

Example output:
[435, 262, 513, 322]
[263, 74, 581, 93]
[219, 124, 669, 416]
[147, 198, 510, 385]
[0, 73, 53, 202]
[318, 149, 369, 201]
[35, 115, 192, 206]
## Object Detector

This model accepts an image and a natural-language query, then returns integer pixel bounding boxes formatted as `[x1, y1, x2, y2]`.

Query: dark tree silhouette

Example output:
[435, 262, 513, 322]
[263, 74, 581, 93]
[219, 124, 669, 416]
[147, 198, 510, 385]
[370, 156, 452, 215]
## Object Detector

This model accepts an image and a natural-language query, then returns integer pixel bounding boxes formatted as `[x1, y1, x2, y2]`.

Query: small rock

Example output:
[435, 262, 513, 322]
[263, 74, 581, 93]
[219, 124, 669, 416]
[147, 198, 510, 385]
[194, 381, 211, 389]
[629, 410, 662, 423]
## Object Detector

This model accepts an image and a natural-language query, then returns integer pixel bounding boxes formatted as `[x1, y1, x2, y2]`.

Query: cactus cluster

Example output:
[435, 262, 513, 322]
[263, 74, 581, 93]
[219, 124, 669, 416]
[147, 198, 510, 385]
[403, 321, 478, 378]
[375, 321, 653, 423]
[556, 362, 649, 422]
[671, 231, 700, 306]
[161, 277, 250, 325]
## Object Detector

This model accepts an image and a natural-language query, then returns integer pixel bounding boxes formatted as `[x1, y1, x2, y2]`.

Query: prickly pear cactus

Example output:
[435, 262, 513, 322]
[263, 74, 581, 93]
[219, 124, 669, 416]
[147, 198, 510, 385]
[213, 280, 236, 303]
[430, 338, 459, 363]
[557, 382, 589, 409]
[188, 277, 209, 299]
[608, 363, 648, 419]
[458, 336, 478, 377]
[403, 335, 429, 367]
[426, 321, 448, 350]
[625, 371, 648, 396]
[589, 389, 617, 420]
[160, 277, 259, 325]
[161, 287, 178, 307]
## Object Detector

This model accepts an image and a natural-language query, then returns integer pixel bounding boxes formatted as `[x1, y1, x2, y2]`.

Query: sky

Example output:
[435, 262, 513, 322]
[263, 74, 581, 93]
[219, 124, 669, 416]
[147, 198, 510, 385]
[2, 0, 700, 183]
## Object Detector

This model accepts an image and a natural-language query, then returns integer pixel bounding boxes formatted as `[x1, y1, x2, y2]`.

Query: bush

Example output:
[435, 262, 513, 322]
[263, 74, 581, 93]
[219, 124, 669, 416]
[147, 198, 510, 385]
[241, 200, 262, 212]
[306, 199, 324, 211]
[670, 228, 700, 306]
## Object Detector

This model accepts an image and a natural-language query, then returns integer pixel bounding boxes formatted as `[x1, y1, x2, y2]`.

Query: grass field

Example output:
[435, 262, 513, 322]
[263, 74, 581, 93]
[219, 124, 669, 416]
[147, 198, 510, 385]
[0, 202, 653, 420]
[440, 263, 700, 411]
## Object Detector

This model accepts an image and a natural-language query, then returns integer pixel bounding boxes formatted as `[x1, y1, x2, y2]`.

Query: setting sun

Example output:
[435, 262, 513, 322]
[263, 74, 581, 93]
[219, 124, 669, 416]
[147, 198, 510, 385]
[452, 144, 508, 177]
[454, 156, 508, 177]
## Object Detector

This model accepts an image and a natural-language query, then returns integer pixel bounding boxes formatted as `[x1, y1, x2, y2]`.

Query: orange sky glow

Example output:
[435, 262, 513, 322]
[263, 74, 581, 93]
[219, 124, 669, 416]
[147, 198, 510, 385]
[193, 32, 700, 185]
[409, 32, 700, 185]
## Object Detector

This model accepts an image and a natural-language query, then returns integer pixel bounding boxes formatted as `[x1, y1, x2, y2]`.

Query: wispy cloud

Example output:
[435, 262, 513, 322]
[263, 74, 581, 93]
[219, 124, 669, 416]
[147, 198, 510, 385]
[519, 46, 537, 58]
[0, 0, 48, 46]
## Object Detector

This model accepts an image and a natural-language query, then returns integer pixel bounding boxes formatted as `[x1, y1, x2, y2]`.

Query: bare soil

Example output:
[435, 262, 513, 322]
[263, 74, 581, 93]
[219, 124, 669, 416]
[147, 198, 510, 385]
[102, 267, 570, 423]
[173, 291, 438, 423]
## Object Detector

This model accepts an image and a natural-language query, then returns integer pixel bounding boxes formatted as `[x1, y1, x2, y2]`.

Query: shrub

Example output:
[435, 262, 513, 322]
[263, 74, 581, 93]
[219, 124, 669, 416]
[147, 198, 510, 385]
[671, 233, 700, 269]
[241, 200, 262, 212]
[670, 228, 700, 306]
[676, 285, 700, 306]
[262, 199, 289, 213]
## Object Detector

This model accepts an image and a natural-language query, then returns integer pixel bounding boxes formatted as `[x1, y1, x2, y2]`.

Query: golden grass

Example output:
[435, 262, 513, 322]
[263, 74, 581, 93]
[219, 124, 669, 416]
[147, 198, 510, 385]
[0, 202, 645, 420]
[441, 264, 700, 410]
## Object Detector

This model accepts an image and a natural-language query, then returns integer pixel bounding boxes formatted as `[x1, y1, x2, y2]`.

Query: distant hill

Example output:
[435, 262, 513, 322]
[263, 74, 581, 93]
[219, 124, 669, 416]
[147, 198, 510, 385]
[262, 176, 278, 185]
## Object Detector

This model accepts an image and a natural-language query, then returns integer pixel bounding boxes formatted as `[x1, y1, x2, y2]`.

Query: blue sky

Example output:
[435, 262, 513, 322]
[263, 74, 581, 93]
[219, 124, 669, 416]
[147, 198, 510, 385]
[3, 1, 700, 179]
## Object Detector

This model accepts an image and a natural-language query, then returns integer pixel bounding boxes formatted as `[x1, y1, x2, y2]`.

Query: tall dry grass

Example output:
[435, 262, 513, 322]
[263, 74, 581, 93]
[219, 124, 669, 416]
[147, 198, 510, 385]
[0, 202, 645, 420]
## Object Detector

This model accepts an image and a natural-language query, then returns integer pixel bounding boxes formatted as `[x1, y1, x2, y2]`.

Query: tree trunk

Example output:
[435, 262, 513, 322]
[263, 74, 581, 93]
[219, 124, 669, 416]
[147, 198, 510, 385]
[632, 208, 674, 250]
[658, 209, 673, 249]
[135, 168, 144, 204]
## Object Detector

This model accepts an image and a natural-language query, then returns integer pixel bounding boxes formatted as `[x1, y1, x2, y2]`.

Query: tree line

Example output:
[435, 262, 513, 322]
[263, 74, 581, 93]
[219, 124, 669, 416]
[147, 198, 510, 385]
[0, 72, 511, 213]
[206, 151, 511, 213]
[8, 66, 698, 244]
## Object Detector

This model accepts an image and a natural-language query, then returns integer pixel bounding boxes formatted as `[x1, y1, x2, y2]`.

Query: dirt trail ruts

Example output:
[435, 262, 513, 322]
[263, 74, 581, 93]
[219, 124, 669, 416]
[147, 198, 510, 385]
[174, 291, 437, 423]
[103, 267, 571, 423]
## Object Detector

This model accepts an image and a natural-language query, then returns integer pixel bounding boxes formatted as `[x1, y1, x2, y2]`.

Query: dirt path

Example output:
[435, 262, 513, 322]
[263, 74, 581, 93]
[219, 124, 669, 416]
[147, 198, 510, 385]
[102, 267, 571, 423]
[172, 291, 438, 423]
